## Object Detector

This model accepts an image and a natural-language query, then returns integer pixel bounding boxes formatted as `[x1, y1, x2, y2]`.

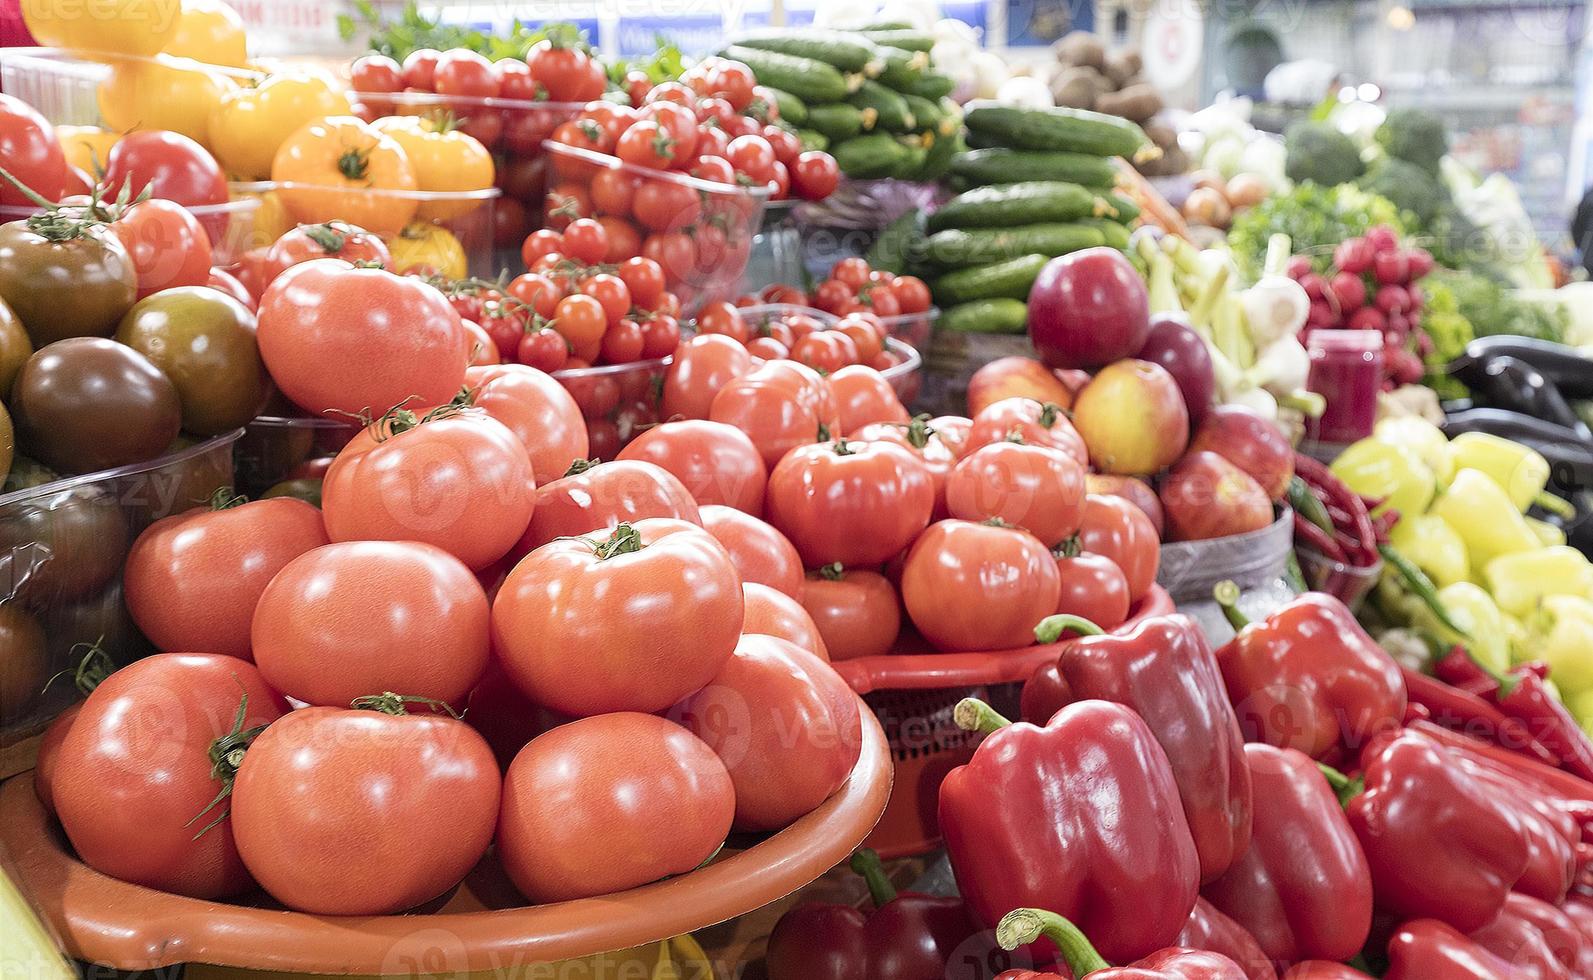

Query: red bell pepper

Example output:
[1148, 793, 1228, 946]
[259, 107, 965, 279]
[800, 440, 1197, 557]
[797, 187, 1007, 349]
[1468, 891, 1591, 980]
[1344, 728, 1530, 932]
[1278, 964, 1371, 979]
[765, 848, 984, 980]
[942, 698, 1200, 964]
[1039, 613, 1252, 884]
[1384, 920, 1528, 980]
[1213, 587, 1405, 762]
[1021, 661, 1071, 726]
[1408, 720, 1593, 825]
[997, 908, 1248, 979]
[996, 973, 1066, 980]
[1178, 898, 1278, 980]
[1201, 744, 1373, 965]
[1453, 759, 1578, 905]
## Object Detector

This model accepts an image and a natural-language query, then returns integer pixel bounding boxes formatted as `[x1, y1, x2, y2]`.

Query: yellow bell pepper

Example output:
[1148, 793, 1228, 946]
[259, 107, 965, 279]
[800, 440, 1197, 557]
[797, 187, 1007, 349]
[1525, 595, 1593, 700]
[1449, 431, 1551, 513]
[1527, 517, 1568, 548]
[1428, 468, 1542, 571]
[1415, 581, 1512, 675]
[1483, 546, 1593, 618]
[1330, 438, 1436, 519]
[1389, 514, 1470, 588]
[1373, 416, 1456, 485]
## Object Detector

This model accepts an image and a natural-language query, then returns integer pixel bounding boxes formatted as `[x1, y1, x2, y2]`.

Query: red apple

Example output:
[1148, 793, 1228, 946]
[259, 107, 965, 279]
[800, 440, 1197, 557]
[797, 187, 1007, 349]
[1135, 313, 1216, 425]
[1028, 247, 1150, 370]
[1187, 405, 1295, 500]
[1159, 450, 1275, 541]
[1085, 473, 1165, 537]
[1070, 359, 1189, 475]
[967, 356, 1075, 417]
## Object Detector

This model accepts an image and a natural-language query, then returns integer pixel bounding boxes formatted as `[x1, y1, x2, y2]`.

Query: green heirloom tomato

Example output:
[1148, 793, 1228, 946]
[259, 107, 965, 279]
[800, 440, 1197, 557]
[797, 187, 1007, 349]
[116, 286, 269, 436]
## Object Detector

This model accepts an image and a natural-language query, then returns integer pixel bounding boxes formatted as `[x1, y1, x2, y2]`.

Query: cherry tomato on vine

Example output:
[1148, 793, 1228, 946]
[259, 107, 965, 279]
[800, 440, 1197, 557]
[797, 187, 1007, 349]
[599, 317, 645, 363]
[521, 229, 564, 267]
[640, 313, 681, 359]
[517, 326, 569, 372]
[552, 293, 607, 363]
[562, 218, 609, 265]
[616, 120, 678, 170]
[791, 331, 858, 374]
[507, 272, 560, 319]
[726, 134, 776, 182]
[617, 256, 664, 308]
[791, 151, 840, 201]
[696, 301, 750, 344]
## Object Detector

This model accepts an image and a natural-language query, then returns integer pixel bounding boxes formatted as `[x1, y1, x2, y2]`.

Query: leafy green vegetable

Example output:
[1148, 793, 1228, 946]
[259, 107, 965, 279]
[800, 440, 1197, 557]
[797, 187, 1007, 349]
[1429, 267, 1567, 345]
[1359, 158, 1447, 230]
[1284, 121, 1365, 187]
[1377, 107, 1448, 176]
[338, 0, 592, 61]
[609, 40, 686, 86]
[1419, 278, 1474, 399]
[1228, 183, 1403, 280]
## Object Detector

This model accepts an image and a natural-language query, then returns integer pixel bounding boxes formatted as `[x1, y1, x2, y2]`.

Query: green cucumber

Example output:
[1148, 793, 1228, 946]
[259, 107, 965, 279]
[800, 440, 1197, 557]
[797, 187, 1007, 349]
[862, 19, 914, 30]
[733, 30, 882, 72]
[931, 254, 1051, 304]
[908, 129, 963, 181]
[1106, 192, 1140, 222]
[940, 298, 1029, 334]
[1079, 217, 1132, 250]
[718, 44, 856, 103]
[900, 73, 956, 100]
[833, 132, 912, 179]
[947, 148, 1118, 189]
[866, 209, 928, 274]
[900, 93, 947, 135]
[806, 103, 867, 141]
[921, 223, 1108, 270]
[797, 129, 829, 151]
[848, 78, 915, 132]
[928, 181, 1119, 231]
[861, 29, 936, 52]
[962, 127, 1002, 150]
[875, 45, 931, 90]
[759, 86, 808, 126]
[963, 102, 1153, 160]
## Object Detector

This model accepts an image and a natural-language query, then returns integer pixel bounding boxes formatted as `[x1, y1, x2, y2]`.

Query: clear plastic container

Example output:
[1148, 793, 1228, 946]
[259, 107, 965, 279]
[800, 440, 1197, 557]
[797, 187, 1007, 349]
[552, 356, 673, 460]
[1297, 547, 1383, 612]
[544, 140, 770, 314]
[232, 415, 358, 498]
[741, 199, 804, 296]
[730, 303, 924, 406]
[879, 306, 939, 351]
[0, 47, 261, 131]
[0, 430, 243, 748]
[1306, 329, 1384, 444]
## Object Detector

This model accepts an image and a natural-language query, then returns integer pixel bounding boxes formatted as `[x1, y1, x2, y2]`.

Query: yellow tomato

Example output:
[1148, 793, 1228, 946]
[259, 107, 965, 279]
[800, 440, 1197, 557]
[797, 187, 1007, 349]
[163, 0, 249, 68]
[386, 222, 468, 280]
[208, 70, 352, 180]
[369, 115, 495, 220]
[24, 0, 180, 57]
[249, 190, 295, 250]
[56, 126, 119, 175]
[271, 116, 418, 236]
[97, 56, 235, 144]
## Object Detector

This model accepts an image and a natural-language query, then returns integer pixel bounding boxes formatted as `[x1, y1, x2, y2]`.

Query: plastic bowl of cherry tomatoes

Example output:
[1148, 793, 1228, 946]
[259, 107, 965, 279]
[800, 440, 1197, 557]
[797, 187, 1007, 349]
[748, 257, 937, 350]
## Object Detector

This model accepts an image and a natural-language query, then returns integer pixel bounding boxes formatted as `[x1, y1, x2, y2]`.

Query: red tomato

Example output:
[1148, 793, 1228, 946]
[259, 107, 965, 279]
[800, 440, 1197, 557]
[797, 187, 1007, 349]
[580, 272, 630, 322]
[33, 703, 78, 817]
[726, 134, 776, 181]
[552, 119, 607, 154]
[521, 229, 565, 267]
[616, 120, 679, 170]
[827, 364, 909, 434]
[624, 69, 652, 106]
[675, 634, 860, 830]
[663, 333, 753, 420]
[257, 260, 466, 416]
[496, 712, 734, 902]
[790, 330, 857, 373]
[740, 581, 827, 659]
[708, 60, 757, 109]
[264, 221, 391, 282]
[102, 129, 227, 209]
[891, 275, 933, 315]
[690, 152, 736, 185]
[857, 282, 901, 319]
[617, 419, 767, 514]
[831, 258, 872, 289]
[801, 566, 900, 661]
[642, 231, 697, 283]
[0, 93, 70, 206]
[944, 442, 1087, 547]
[965, 397, 1088, 467]
[494, 519, 740, 715]
[462, 318, 500, 366]
[1077, 493, 1160, 602]
[52, 654, 286, 899]
[495, 58, 538, 100]
[695, 96, 738, 129]
[111, 198, 214, 298]
[526, 42, 599, 102]
[640, 101, 699, 164]
[762, 126, 802, 166]
[562, 217, 609, 265]
[462, 362, 588, 484]
[901, 520, 1062, 652]
[765, 438, 933, 568]
[519, 453, 699, 544]
[644, 81, 694, 105]
[835, 316, 885, 362]
[1054, 550, 1132, 630]
[709, 360, 838, 468]
[748, 336, 789, 359]
[617, 255, 665, 308]
[552, 292, 607, 362]
[206, 266, 255, 310]
[697, 300, 750, 344]
[322, 409, 535, 570]
[598, 317, 644, 363]
[791, 151, 840, 201]
[852, 416, 959, 520]
[589, 167, 639, 216]
[640, 313, 681, 359]
[123, 496, 327, 660]
[478, 301, 526, 358]
[252, 540, 490, 706]
[597, 215, 640, 262]
[401, 48, 441, 89]
[766, 159, 791, 199]
[517, 325, 569, 372]
[696, 505, 802, 599]
[506, 272, 560, 318]
[433, 49, 499, 98]
[633, 176, 700, 232]
[232, 704, 499, 915]
[930, 414, 973, 458]
[544, 181, 590, 226]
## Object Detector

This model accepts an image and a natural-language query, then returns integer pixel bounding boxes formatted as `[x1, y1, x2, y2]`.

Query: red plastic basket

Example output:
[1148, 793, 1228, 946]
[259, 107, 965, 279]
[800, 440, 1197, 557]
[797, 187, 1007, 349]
[832, 585, 1175, 858]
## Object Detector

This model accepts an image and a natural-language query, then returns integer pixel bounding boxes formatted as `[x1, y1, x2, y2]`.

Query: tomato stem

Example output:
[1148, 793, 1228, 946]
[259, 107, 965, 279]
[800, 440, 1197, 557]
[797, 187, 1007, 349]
[903, 414, 935, 450]
[351, 691, 462, 718]
[816, 562, 845, 582]
[337, 147, 373, 182]
[592, 523, 644, 560]
[209, 487, 249, 511]
[1037, 402, 1066, 428]
[186, 691, 270, 840]
[564, 458, 599, 477]
[831, 439, 854, 457]
[304, 222, 349, 254]
[42, 637, 115, 698]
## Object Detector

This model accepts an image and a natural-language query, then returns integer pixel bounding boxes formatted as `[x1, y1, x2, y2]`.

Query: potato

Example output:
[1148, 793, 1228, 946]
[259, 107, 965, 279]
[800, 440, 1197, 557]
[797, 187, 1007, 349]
[1096, 82, 1164, 123]
[1144, 118, 1179, 151]
[1183, 186, 1233, 228]
[1054, 31, 1106, 70]
[1225, 172, 1271, 210]
[1103, 51, 1139, 87]
[1050, 65, 1110, 109]
[1189, 169, 1226, 193]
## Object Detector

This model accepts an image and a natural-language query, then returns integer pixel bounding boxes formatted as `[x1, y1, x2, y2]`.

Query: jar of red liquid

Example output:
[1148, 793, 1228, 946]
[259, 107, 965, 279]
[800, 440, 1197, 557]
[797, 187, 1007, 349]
[1306, 329, 1383, 444]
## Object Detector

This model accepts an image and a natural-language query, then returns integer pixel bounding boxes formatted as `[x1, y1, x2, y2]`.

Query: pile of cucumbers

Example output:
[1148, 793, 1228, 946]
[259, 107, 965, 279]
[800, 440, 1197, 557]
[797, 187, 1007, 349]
[720, 22, 965, 182]
[912, 101, 1155, 334]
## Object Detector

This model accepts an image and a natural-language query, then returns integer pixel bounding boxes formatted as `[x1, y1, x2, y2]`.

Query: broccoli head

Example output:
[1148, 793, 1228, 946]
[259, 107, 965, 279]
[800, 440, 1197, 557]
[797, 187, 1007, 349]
[1376, 107, 1448, 175]
[1359, 157, 1448, 230]
[1284, 121, 1365, 188]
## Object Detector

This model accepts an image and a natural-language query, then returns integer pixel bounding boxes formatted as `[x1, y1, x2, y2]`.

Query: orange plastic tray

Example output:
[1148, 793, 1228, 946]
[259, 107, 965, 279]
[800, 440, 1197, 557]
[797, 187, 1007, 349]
[832, 585, 1175, 694]
[0, 700, 890, 974]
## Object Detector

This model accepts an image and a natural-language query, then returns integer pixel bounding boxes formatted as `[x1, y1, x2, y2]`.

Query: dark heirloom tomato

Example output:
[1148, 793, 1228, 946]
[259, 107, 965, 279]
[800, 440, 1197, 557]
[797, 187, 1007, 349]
[675, 634, 861, 831]
[0, 296, 31, 396]
[463, 363, 588, 485]
[617, 419, 767, 515]
[231, 704, 500, 916]
[0, 218, 137, 347]
[518, 459, 699, 552]
[497, 712, 734, 903]
[699, 504, 805, 599]
[0, 603, 46, 724]
[801, 565, 901, 662]
[902, 520, 1061, 652]
[51, 653, 287, 899]
[1077, 494, 1160, 602]
[10, 337, 180, 475]
[742, 582, 829, 661]
[0, 474, 127, 606]
[115, 286, 269, 435]
[944, 441, 1086, 548]
[493, 519, 742, 717]
[765, 439, 933, 569]
[123, 495, 327, 660]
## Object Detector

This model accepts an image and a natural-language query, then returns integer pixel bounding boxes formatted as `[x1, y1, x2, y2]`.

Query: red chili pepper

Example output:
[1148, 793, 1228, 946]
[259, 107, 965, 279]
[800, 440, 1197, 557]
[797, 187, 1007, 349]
[1037, 613, 1251, 884]
[1436, 648, 1593, 782]
[1384, 920, 1529, 980]
[941, 699, 1200, 964]
[1468, 891, 1592, 979]
[1345, 728, 1531, 932]
[997, 908, 1248, 979]
[765, 848, 987, 980]
[1400, 666, 1562, 767]
[1294, 453, 1378, 565]
[1292, 513, 1346, 562]
[1213, 587, 1406, 761]
[1279, 964, 1371, 979]
[1177, 898, 1278, 980]
[1201, 745, 1372, 964]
